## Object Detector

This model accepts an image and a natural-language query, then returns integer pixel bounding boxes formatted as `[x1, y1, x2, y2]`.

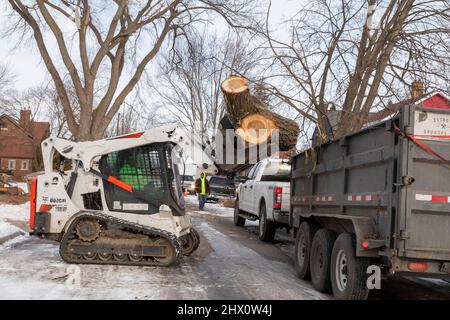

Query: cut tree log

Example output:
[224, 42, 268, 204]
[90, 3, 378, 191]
[221, 76, 299, 151]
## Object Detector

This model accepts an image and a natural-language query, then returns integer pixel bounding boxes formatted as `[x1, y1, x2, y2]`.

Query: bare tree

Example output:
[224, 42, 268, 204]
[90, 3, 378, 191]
[4, 79, 81, 139]
[105, 98, 161, 137]
[0, 64, 11, 89]
[5, 0, 260, 141]
[151, 31, 263, 142]
[0, 63, 15, 115]
[263, 0, 450, 144]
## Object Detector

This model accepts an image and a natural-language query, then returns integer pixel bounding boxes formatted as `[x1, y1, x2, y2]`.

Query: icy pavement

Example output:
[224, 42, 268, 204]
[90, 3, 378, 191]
[0, 201, 449, 300]
[0, 201, 327, 300]
[185, 195, 235, 218]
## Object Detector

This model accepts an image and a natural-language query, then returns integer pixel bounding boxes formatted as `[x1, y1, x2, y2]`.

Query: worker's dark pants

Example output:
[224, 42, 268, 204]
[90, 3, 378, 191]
[198, 194, 207, 209]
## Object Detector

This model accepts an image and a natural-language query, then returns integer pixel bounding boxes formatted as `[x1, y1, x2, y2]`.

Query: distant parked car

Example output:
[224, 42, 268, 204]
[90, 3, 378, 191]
[180, 174, 196, 194]
[206, 176, 236, 201]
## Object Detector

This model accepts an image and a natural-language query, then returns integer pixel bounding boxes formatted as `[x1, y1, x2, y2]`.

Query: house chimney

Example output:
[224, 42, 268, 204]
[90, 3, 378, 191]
[19, 109, 31, 132]
[411, 80, 424, 100]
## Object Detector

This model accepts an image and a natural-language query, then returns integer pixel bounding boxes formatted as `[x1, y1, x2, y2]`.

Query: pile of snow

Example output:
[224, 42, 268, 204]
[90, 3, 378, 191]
[185, 195, 234, 217]
[0, 219, 23, 239]
[184, 195, 199, 205]
[0, 202, 30, 222]
[206, 202, 234, 217]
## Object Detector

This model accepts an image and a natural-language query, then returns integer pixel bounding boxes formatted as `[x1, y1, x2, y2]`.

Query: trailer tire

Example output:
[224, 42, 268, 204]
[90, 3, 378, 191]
[330, 233, 370, 300]
[310, 228, 336, 293]
[258, 201, 275, 242]
[233, 199, 245, 227]
[294, 222, 317, 279]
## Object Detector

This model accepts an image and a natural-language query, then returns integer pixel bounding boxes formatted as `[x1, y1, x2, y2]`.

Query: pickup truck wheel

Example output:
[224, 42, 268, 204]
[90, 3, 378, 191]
[294, 222, 317, 279]
[258, 202, 276, 242]
[331, 233, 370, 300]
[310, 228, 336, 293]
[233, 199, 246, 227]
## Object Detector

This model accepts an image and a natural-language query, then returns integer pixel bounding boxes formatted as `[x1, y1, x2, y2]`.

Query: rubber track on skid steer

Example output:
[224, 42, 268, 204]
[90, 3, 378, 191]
[59, 212, 183, 267]
[183, 227, 200, 255]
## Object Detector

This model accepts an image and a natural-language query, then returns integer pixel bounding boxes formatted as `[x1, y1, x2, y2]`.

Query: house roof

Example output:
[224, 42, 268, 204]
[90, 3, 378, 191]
[369, 91, 450, 123]
[30, 121, 50, 142]
[0, 114, 49, 159]
[0, 114, 49, 141]
[327, 91, 450, 130]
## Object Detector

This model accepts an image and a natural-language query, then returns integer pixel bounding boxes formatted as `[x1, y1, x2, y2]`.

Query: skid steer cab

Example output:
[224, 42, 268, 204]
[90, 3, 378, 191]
[29, 125, 217, 266]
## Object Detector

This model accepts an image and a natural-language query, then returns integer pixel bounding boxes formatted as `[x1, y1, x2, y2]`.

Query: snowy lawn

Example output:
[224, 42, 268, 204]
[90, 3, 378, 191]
[0, 202, 29, 242]
[0, 219, 23, 238]
[0, 202, 30, 222]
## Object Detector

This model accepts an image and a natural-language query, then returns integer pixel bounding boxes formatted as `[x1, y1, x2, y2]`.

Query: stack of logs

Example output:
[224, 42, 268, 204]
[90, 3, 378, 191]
[216, 76, 300, 175]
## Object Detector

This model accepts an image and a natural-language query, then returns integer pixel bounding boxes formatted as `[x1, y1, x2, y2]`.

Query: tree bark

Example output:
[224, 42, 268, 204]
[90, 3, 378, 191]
[220, 76, 299, 151]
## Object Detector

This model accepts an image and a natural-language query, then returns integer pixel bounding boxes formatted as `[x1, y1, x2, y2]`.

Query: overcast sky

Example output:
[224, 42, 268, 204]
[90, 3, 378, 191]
[0, 0, 300, 90]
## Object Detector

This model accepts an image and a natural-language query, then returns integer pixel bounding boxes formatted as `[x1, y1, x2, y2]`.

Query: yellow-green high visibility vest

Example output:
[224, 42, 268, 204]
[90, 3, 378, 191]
[200, 176, 206, 195]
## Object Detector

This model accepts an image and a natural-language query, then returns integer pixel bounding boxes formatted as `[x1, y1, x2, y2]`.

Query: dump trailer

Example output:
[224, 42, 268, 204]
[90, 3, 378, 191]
[290, 105, 450, 299]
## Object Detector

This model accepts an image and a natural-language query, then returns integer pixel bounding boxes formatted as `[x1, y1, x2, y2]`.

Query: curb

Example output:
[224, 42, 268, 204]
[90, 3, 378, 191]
[0, 231, 26, 245]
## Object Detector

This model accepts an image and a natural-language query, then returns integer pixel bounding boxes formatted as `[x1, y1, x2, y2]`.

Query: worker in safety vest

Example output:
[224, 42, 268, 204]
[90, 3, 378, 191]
[194, 172, 210, 210]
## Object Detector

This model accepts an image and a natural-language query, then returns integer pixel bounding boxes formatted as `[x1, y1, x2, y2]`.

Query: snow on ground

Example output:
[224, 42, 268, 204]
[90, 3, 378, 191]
[0, 202, 29, 242]
[199, 203, 234, 217]
[0, 202, 30, 222]
[0, 216, 328, 300]
[0, 219, 23, 238]
[185, 195, 234, 217]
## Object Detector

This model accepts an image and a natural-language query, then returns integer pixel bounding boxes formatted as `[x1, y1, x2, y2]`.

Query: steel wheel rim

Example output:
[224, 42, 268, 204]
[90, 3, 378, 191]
[98, 252, 112, 261]
[153, 238, 176, 265]
[83, 252, 97, 261]
[335, 249, 348, 291]
[297, 233, 307, 266]
[113, 253, 128, 262]
[129, 253, 143, 262]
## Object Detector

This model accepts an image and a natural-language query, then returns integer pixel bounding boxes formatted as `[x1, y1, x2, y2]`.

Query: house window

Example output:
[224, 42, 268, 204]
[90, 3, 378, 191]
[0, 121, 7, 131]
[21, 160, 29, 171]
[7, 159, 15, 170]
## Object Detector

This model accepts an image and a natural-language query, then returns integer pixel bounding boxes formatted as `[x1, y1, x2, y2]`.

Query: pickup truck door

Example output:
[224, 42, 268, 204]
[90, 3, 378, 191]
[240, 165, 257, 212]
[245, 163, 262, 214]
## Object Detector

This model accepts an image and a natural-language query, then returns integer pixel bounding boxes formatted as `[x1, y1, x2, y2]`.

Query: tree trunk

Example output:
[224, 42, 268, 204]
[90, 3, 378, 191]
[220, 76, 299, 151]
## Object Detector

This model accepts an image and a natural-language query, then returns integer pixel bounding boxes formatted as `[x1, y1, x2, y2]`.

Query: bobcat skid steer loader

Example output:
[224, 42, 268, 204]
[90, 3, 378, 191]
[29, 124, 218, 266]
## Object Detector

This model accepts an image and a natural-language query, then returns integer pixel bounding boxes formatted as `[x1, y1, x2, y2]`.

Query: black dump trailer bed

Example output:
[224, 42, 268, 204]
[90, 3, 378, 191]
[290, 105, 450, 299]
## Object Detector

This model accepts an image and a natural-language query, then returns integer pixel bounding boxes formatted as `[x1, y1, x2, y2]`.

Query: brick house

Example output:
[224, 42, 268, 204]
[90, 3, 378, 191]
[0, 110, 50, 180]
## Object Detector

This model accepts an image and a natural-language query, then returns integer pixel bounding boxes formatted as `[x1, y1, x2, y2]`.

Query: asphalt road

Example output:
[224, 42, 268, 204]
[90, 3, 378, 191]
[0, 202, 449, 299]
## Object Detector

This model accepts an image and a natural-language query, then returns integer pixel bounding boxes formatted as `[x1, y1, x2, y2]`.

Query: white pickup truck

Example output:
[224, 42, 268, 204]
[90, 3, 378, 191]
[234, 158, 291, 242]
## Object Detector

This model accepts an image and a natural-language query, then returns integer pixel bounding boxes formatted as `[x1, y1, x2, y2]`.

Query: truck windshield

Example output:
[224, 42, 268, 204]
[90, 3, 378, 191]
[261, 162, 291, 182]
